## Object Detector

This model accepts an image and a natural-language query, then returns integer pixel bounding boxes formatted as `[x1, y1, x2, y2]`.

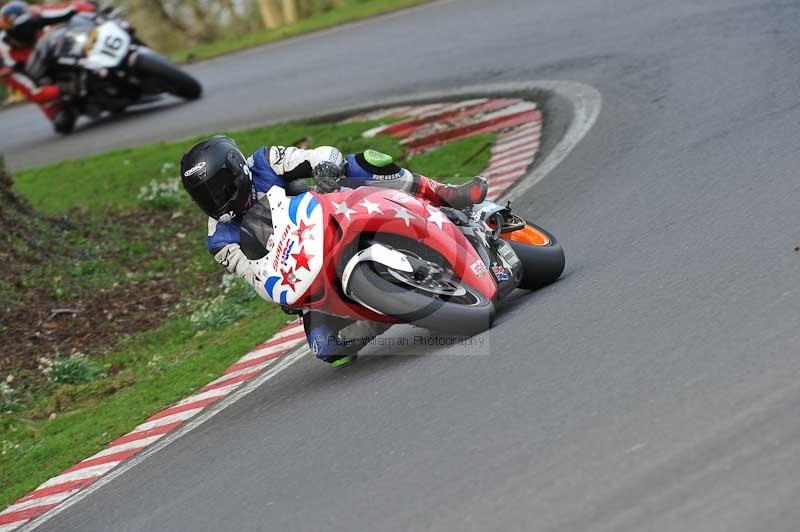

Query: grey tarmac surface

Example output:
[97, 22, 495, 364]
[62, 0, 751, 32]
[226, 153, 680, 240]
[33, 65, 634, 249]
[10, 0, 800, 530]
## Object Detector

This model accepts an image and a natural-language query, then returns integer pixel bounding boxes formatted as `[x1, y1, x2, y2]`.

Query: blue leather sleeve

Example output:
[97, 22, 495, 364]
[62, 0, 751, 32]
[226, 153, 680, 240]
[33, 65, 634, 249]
[208, 221, 241, 253]
[250, 147, 289, 193]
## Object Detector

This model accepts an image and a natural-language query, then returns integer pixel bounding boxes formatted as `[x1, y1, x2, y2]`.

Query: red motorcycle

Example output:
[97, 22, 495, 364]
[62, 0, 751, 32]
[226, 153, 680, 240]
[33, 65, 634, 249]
[260, 183, 564, 336]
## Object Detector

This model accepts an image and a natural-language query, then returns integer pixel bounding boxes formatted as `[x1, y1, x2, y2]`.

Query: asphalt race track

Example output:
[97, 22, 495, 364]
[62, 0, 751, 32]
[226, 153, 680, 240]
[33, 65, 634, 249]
[6, 0, 800, 530]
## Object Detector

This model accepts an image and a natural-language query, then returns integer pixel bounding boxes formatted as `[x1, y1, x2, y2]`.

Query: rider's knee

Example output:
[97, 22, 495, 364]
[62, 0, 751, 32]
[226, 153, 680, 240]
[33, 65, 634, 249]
[307, 326, 350, 361]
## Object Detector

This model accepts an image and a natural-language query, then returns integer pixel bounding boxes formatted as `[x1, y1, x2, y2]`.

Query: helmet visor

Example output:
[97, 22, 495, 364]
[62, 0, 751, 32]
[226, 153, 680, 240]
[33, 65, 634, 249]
[190, 154, 251, 219]
[192, 170, 240, 215]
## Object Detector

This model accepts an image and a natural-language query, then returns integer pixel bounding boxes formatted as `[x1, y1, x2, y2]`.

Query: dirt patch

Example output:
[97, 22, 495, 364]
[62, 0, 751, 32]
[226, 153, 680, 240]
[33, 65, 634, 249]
[0, 163, 214, 387]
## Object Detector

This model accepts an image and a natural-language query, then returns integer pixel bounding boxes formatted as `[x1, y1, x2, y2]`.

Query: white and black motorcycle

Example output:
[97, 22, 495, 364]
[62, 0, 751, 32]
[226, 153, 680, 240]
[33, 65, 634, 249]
[27, 10, 202, 133]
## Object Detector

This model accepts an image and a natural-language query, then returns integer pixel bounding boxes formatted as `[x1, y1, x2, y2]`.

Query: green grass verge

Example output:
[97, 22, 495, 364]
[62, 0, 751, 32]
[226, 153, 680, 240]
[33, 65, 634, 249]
[0, 296, 287, 508]
[170, 0, 433, 64]
[14, 121, 494, 215]
[2, 117, 495, 509]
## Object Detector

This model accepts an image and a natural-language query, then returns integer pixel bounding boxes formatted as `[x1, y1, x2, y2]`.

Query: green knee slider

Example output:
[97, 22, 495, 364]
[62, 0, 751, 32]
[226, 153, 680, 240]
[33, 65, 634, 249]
[356, 150, 402, 176]
[363, 149, 394, 167]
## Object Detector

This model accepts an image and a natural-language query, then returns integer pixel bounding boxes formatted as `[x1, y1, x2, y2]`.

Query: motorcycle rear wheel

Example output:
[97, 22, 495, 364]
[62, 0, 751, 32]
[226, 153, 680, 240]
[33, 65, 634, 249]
[346, 257, 495, 337]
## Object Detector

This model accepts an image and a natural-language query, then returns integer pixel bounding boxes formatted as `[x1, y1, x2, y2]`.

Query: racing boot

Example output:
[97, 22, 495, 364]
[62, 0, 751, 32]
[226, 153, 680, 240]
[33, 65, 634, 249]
[328, 354, 357, 367]
[417, 174, 488, 210]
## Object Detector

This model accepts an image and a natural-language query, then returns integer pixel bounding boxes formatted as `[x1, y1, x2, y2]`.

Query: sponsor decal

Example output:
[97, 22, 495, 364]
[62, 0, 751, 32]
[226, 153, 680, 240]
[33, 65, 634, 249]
[281, 240, 295, 266]
[218, 211, 236, 223]
[272, 225, 292, 270]
[470, 259, 488, 278]
[183, 161, 206, 177]
[492, 265, 510, 282]
[497, 240, 521, 267]
[266, 234, 275, 251]
[370, 172, 403, 181]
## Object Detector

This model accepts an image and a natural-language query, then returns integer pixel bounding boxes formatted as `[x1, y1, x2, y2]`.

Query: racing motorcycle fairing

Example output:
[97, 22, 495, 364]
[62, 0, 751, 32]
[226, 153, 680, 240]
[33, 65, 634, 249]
[261, 185, 500, 324]
[83, 20, 132, 69]
[261, 187, 326, 307]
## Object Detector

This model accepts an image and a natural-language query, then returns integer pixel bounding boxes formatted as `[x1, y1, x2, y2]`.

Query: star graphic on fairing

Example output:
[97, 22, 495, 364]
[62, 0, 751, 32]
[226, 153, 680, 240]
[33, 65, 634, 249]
[291, 246, 314, 272]
[426, 205, 447, 230]
[358, 198, 383, 215]
[332, 201, 357, 220]
[293, 220, 315, 243]
[392, 206, 414, 227]
[280, 268, 297, 290]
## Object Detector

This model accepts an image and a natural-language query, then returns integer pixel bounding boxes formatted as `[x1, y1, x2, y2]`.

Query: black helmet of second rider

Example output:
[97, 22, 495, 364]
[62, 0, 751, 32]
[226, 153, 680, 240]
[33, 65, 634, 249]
[181, 135, 253, 222]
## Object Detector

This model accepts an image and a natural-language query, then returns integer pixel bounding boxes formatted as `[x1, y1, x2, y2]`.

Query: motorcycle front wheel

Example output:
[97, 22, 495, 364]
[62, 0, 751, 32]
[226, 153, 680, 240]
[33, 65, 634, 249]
[132, 51, 202, 100]
[52, 107, 77, 135]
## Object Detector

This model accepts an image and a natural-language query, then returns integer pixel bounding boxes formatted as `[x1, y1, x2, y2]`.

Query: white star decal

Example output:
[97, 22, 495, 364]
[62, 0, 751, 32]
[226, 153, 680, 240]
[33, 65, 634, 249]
[392, 206, 414, 227]
[358, 198, 383, 215]
[332, 201, 357, 220]
[426, 205, 447, 230]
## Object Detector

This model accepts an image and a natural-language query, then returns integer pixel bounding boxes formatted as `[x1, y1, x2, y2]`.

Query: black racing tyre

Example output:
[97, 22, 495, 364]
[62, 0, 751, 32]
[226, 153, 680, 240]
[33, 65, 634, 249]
[109, 102, 128, 115]
[346, 260, 495, 337]
[505, 223, 565, 290]
[52, 108, 77, 135]
[132, 52, 202, 100]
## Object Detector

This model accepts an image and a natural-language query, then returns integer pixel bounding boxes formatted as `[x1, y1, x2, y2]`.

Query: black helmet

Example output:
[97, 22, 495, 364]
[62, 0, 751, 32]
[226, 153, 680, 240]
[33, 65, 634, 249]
[0, 1, 30, 31]
[180, 135, 253, 222]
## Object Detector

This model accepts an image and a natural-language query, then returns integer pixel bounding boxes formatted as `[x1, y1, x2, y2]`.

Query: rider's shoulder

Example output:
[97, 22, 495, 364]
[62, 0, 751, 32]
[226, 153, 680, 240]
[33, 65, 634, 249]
[247, 146, 269, 169]
[249, 146, 290, 193]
